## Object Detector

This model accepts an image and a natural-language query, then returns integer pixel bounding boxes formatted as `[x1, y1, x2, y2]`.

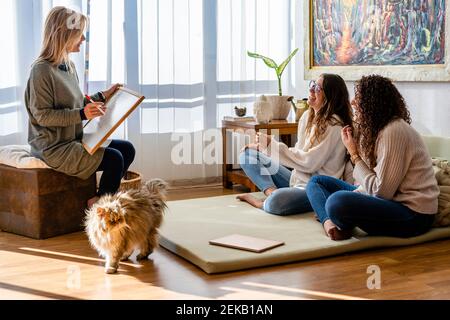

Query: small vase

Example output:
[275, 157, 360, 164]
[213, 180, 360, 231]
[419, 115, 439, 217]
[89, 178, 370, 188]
[234, 106, 247, 117]
[294, 99, 309, 122]
[265, 96, 294, 120]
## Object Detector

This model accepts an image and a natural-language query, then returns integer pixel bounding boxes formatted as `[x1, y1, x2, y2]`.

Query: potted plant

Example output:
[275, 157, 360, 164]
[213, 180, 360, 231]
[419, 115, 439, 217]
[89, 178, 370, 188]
[247, 49, 299, 120]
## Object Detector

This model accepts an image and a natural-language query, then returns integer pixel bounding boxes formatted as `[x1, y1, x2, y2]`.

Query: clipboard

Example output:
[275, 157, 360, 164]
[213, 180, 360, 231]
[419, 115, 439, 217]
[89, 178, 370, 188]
[82, 87, 145, 155]
[209, 234, 285, 253]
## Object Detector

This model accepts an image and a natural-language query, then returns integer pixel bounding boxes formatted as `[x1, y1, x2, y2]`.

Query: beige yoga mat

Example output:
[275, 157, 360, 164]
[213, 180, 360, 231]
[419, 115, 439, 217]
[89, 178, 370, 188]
[159, 194, 450, 274]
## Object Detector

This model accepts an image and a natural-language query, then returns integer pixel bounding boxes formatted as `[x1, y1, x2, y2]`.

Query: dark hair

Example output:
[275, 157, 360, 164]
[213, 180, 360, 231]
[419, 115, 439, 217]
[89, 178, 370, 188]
[306, 73, 353, 146]
[354, 75, 411, 169]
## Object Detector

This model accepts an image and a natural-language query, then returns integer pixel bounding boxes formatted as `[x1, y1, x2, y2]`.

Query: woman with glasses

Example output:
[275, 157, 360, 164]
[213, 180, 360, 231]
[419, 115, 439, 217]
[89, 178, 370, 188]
[237, 74, 353, 228]
[306, 75, 439, 241]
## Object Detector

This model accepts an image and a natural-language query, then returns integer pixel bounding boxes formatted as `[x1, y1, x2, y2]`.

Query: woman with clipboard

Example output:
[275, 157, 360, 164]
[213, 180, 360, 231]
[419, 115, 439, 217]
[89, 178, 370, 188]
[25, 7, 135, 208]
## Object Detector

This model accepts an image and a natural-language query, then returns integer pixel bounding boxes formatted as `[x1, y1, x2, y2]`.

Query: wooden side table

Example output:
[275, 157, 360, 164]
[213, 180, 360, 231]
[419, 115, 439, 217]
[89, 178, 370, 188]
[222, 119, 299, 192]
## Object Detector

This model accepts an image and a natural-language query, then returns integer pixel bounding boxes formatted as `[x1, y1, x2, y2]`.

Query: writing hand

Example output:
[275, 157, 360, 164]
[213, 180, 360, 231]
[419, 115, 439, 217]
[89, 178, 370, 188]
[84, 102, 106, 120]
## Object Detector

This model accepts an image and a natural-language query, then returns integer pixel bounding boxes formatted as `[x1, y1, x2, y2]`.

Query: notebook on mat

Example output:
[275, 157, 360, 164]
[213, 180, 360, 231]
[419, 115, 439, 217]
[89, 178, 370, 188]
[209, 234, 285, 253]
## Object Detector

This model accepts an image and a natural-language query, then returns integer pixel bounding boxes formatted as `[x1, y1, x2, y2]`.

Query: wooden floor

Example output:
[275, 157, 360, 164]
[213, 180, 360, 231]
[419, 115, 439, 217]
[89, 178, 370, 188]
[1, 185, 450, 300]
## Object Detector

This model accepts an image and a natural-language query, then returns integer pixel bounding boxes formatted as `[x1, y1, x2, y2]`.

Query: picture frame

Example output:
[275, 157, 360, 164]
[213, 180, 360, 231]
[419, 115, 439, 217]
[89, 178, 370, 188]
[304, 0, 450, 82]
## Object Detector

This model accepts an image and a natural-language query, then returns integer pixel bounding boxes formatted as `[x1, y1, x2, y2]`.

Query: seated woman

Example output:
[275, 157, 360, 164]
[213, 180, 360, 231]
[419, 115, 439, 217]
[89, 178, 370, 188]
[237, 74, 353, 219]
[25, 7, 135, 207]
[306, 75, 439, 241]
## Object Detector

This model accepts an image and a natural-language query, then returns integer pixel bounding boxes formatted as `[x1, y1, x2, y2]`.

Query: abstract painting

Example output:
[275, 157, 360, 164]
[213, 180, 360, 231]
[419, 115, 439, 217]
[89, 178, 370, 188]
[304, 0, 450, 81]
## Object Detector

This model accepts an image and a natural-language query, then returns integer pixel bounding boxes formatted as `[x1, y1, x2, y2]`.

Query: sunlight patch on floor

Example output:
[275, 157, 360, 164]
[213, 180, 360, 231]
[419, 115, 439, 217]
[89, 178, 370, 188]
[242, 282, 369, 300]
[218, 286, 302, 300]
[19, 247, 142, 268]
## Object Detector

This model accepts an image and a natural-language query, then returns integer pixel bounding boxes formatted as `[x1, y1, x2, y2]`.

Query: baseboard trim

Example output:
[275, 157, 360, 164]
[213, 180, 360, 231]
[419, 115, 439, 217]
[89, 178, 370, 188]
[166, 176, 222, 189]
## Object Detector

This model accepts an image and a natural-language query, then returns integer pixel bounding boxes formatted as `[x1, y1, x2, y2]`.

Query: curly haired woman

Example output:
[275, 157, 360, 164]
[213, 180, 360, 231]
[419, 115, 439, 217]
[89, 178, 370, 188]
[306, 75, 439, 241]
[237, 74, 353, 221]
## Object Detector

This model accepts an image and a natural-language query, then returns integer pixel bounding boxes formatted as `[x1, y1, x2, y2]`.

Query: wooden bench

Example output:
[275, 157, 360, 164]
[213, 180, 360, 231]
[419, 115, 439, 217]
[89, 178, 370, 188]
[0, 164, 96, 239]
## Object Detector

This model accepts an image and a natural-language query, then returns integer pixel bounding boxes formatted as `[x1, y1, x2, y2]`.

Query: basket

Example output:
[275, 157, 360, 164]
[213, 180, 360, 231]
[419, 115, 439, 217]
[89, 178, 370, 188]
[119, 170, 142, 192]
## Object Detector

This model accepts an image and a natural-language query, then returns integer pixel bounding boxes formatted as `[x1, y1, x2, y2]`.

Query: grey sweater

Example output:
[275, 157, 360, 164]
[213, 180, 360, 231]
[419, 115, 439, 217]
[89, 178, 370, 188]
[354, 119, 439, 214]
[24, 60, 105, 180]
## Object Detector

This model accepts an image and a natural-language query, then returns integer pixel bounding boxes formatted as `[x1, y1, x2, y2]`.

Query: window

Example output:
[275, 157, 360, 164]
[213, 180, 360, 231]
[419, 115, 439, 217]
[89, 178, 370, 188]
[0, 0, 19, 137]
[138, 0, 204, 134]
[216, 0, 290, 124]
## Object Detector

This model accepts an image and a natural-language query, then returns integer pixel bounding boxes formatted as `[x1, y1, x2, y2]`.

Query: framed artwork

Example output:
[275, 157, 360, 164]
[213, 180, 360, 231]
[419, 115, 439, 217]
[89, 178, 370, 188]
[304, 0, 450, 81]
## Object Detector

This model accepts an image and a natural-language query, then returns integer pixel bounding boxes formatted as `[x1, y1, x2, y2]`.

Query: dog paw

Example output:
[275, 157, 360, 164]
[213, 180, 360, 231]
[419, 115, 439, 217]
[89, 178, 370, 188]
[105, 265, 118, 274]
[136, 253, 149, 261]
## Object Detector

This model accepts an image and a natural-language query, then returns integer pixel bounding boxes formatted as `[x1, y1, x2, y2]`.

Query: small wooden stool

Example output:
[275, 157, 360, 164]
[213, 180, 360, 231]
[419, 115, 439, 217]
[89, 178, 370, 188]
[0, 164, 96, 239]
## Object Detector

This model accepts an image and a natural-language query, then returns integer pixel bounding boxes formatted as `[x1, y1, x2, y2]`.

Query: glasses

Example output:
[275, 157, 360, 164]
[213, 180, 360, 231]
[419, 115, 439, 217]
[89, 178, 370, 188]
[309, 80, 323, 93]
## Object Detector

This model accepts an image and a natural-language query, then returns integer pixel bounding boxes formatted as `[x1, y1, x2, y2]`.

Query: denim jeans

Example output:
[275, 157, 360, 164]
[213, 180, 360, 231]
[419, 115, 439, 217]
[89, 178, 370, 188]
[306, 175, 435, 238]
[96, 140, 136, 196]
[239, 148, 312, 216]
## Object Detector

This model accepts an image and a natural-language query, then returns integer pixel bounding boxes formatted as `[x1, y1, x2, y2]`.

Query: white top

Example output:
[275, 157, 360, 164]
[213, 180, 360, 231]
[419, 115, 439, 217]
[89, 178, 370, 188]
[266, 110, 347, 188]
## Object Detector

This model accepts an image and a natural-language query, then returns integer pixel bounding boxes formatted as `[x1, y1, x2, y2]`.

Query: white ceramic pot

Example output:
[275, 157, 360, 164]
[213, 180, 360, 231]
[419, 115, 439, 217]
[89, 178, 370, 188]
[266, 95, 294, 120]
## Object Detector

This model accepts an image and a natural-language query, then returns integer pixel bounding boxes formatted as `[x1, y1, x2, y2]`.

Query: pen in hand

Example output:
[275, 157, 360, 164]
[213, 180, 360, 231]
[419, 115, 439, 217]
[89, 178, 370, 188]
[85, 94, 106, 115]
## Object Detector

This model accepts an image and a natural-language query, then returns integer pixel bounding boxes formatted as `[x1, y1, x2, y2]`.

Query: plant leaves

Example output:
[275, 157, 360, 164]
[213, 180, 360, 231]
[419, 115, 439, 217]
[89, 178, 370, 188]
[276, 48, 299, 77]
[247, 51, 278, 69]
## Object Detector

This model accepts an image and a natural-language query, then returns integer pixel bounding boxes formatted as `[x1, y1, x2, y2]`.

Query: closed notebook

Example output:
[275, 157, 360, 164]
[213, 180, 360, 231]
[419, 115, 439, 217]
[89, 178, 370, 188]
[209, 234, 285, 253]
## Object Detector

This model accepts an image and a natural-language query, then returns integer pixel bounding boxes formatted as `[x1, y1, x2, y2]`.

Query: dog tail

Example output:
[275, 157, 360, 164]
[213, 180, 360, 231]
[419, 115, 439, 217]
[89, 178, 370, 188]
[145, 179, 169, 199]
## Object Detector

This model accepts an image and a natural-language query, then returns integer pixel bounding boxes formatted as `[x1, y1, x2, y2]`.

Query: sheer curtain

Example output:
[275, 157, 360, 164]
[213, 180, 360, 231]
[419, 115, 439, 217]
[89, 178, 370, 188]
[0, 0, 295, 184]
[217, 0, 292, 122]
[133, 0, 294, 184]
[216, 0, 293, 170]
[135, 0, 210, 184]
[0, 0, 88, 145]
[0, 0, 23, 145]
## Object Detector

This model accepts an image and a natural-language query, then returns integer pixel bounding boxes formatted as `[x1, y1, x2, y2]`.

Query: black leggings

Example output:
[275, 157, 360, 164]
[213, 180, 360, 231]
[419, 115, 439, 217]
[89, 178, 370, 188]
[96, 140, 136, 196]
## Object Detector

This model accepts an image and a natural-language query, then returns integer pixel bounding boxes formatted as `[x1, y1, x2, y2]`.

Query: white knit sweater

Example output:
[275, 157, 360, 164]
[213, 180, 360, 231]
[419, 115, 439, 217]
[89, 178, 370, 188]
[353, 119, 439, 214]
[266, 110, 347, 188]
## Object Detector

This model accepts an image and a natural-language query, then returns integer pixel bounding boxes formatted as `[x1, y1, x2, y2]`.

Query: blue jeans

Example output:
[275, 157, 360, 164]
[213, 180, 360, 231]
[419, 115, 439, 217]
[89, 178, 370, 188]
[239, 148, 312, 216]
[96, 140, 136, 196]
[306, 175, 435, 238]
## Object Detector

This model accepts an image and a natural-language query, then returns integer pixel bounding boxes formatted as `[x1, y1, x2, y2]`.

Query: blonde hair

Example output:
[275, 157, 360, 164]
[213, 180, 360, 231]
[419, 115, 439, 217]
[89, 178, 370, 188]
[36, 7, 87, 71]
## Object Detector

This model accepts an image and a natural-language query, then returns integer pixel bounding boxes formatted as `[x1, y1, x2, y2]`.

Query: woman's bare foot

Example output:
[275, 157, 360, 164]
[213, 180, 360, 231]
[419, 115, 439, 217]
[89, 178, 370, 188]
[323, 220, 352, 241]
[87, 196, 100, 209]
[264, 187, 277, 197]
[236, 194, 264, 209]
